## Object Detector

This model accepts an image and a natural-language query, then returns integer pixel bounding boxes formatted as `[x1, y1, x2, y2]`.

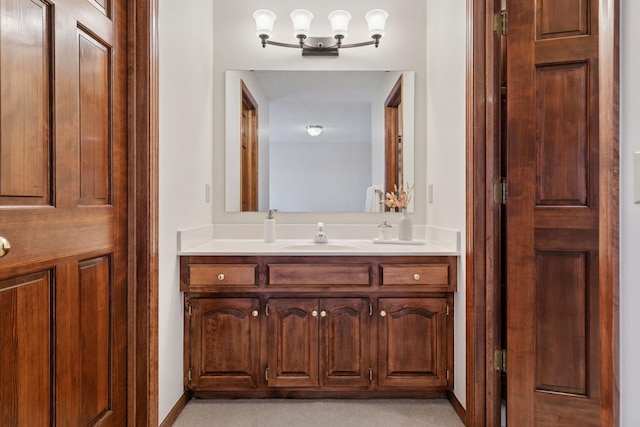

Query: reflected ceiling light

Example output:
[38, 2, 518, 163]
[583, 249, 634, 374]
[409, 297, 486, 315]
[252, 8, 388, 57]
[306, 125, 323, 136]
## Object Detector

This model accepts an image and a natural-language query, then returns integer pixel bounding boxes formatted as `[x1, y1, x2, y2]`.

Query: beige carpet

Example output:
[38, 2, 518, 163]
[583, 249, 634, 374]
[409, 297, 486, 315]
[172, 399, 465, 427]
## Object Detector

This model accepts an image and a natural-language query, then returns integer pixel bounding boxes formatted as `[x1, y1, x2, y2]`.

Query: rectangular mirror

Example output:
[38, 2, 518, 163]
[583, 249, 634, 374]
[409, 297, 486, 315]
[224, 70, 415, 213]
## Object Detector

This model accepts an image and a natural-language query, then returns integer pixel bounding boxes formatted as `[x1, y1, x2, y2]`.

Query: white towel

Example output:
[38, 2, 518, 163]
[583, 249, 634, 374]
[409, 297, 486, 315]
[365, 185, 383, 212]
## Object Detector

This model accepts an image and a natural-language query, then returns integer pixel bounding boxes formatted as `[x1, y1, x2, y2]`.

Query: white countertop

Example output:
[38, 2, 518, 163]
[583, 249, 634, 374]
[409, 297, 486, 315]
[178, 239, 459, 256]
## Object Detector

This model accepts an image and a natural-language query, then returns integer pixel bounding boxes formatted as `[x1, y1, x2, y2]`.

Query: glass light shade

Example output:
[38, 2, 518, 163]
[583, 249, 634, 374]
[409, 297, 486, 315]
[253, 9, 276, 38]
[364, 9, 389, 38]
[328, 10, 351, 38]
[290, 9, 313, 38]
[306, 125, 322, 136]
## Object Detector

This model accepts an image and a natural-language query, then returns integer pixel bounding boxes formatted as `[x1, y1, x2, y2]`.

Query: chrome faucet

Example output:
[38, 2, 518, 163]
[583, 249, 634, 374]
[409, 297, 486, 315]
[313, 222, 328, 243]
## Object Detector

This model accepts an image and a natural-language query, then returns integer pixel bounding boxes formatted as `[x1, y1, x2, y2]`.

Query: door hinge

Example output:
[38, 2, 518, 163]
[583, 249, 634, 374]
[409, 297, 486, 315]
[446, 304, 450, 316]
[494, 10, 508, 36]
[494, 178, 507, 204]
[494, 349, 507, 372]
[187, 368, 192, 382]
[369, 303, 373, 316]
[265, 303, 269, 316]
[265, 367, 269, 382]
[187, 303, 192, 317]
[446, 368, 450, 385]
[369, 368, 373, 382]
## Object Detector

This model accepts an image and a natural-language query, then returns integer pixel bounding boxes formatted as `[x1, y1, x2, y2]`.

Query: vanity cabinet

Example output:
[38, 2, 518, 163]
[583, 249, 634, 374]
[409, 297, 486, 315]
[181, 255, 456, 398]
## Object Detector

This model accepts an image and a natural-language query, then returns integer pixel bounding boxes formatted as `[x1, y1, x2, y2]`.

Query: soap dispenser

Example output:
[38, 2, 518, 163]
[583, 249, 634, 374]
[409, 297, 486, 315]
[264, 209, 277, 243]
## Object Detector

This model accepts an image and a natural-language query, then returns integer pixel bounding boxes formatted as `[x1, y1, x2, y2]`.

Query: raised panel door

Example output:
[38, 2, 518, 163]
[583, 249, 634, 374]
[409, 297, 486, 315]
[267, 298, 319, 387]
[378, 298, 448, 389]
[0, 0, 128, 425]
[319, 298, 370, 388]
[190, 298, 261, 390]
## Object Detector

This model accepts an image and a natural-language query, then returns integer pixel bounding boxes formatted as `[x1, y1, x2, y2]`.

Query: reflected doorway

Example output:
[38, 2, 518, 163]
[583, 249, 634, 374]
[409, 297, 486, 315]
[241, 80, 258, 211]
[384, 75, 403, 211]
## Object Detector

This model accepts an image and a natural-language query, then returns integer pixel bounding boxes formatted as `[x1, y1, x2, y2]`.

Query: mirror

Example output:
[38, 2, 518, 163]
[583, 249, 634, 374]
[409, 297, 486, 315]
[224, 70, 415, 213]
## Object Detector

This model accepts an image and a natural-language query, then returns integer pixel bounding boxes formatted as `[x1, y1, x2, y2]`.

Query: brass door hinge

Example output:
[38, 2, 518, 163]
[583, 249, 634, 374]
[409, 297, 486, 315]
[494, 349, 507, 372]
[187, 368, 192, 382]
[446, 304, 450, 316]
[265, 303, 270, 316]
[265, 367, 269, 382]
[369, 303, 373, 316]
[186, 303, 192, 317]
[494, 178, 507, 204]
[494, 10, 508, 36]
[446, 368, 450, 385]
[369, 368, 373, 382]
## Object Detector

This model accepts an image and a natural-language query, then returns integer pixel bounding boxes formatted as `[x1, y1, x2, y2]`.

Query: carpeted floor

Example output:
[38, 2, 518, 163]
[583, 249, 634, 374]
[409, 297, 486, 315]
[172, 399, 465, 427]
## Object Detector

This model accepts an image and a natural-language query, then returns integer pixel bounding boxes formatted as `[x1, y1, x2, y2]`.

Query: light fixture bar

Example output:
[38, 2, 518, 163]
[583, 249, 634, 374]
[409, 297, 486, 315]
[253, 9, 388, 56]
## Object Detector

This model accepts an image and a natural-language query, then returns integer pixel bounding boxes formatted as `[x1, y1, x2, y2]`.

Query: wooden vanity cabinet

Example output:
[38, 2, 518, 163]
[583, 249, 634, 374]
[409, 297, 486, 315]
[181, 255, 456, 398]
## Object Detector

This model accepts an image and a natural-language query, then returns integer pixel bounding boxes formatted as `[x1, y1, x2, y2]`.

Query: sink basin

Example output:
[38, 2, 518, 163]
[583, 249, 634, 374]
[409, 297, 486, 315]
[279, 243, 359, 251]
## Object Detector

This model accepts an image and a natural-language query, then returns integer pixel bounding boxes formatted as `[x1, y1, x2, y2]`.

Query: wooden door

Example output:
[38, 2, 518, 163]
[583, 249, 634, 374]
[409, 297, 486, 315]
[505, 0, 601, 424]
[267, 298, 319, 387]
[0, 0, 128, 425]
[319, 298, 370, 388]
[189, 298, 261, 390]
[378, 298, 448, 388]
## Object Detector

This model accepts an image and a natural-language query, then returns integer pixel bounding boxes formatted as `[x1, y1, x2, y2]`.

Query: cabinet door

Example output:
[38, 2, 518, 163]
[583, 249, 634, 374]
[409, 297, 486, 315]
[378, 298, 448, 388]
[190, 298, 260, 390]
[320, 298, 370, 388]
[267, 298, 319, 387]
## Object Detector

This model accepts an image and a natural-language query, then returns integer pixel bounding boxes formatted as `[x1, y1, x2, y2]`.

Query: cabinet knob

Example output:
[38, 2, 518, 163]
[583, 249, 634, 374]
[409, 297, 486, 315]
[217, 273, 225, 281]
[251, 310, 259, 317]
[320, 310, 327, 317]
[413, 273, 421, 281]
[380, 310, 387, 317]
[0, 236, 10, 258]
[312, 310, 318, 317]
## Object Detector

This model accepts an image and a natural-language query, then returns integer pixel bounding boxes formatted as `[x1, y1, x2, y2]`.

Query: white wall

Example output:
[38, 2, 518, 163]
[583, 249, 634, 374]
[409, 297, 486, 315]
[158, 0, 214, 421]
[620, 0, 640, 423]
[425, 0, 467, 407]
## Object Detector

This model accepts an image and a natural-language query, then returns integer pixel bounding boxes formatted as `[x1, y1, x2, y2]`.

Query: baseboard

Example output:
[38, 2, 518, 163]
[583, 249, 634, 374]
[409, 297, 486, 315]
[159, 391, 192, 427]
[448, 391, 467, 426]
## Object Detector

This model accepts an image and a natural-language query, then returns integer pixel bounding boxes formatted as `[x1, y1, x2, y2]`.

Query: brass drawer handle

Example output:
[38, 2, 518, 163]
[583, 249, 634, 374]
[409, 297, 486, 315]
[217, 273, 225, 281]
[413, 273, 421, 281]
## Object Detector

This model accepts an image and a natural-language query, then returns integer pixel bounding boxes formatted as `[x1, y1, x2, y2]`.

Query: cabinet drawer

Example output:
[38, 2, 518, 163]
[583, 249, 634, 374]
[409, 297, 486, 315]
[381, 264, 452, 291]
[268, 264, 370, 287]
[188, 264, 258, 287]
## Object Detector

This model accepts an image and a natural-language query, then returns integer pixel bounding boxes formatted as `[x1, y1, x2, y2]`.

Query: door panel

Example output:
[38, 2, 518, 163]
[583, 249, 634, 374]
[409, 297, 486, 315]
[268, 299, 319, 387]
[506, 0, 600, 424]
[0, 0, 128, 425]
[378, 298, 448, 388]
[0, 0, 52, 206]
[0, 272, 51, 426]
[190, 298, 261, 390]
[320, 298, 370, 387]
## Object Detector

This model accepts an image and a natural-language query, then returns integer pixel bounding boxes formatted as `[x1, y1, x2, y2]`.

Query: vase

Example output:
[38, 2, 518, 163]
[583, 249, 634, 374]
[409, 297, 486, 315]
[398, 209, 412, 241]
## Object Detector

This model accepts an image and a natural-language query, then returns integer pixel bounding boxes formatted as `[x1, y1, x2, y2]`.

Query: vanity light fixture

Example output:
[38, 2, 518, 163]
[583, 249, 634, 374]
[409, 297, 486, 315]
[252, 8, 388, 57]
[306, 125, 323, 136]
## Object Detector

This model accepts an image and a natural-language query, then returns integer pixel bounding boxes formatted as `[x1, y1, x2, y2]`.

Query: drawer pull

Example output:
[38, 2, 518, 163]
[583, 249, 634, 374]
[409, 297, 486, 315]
[251, 310, 259, 317]
[380, 310, 387, 317]
[217, 273, 225, 281]
[320, 310, 327, 318]
[312, 310, 318, 317]
[413, 273, 421, 281]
